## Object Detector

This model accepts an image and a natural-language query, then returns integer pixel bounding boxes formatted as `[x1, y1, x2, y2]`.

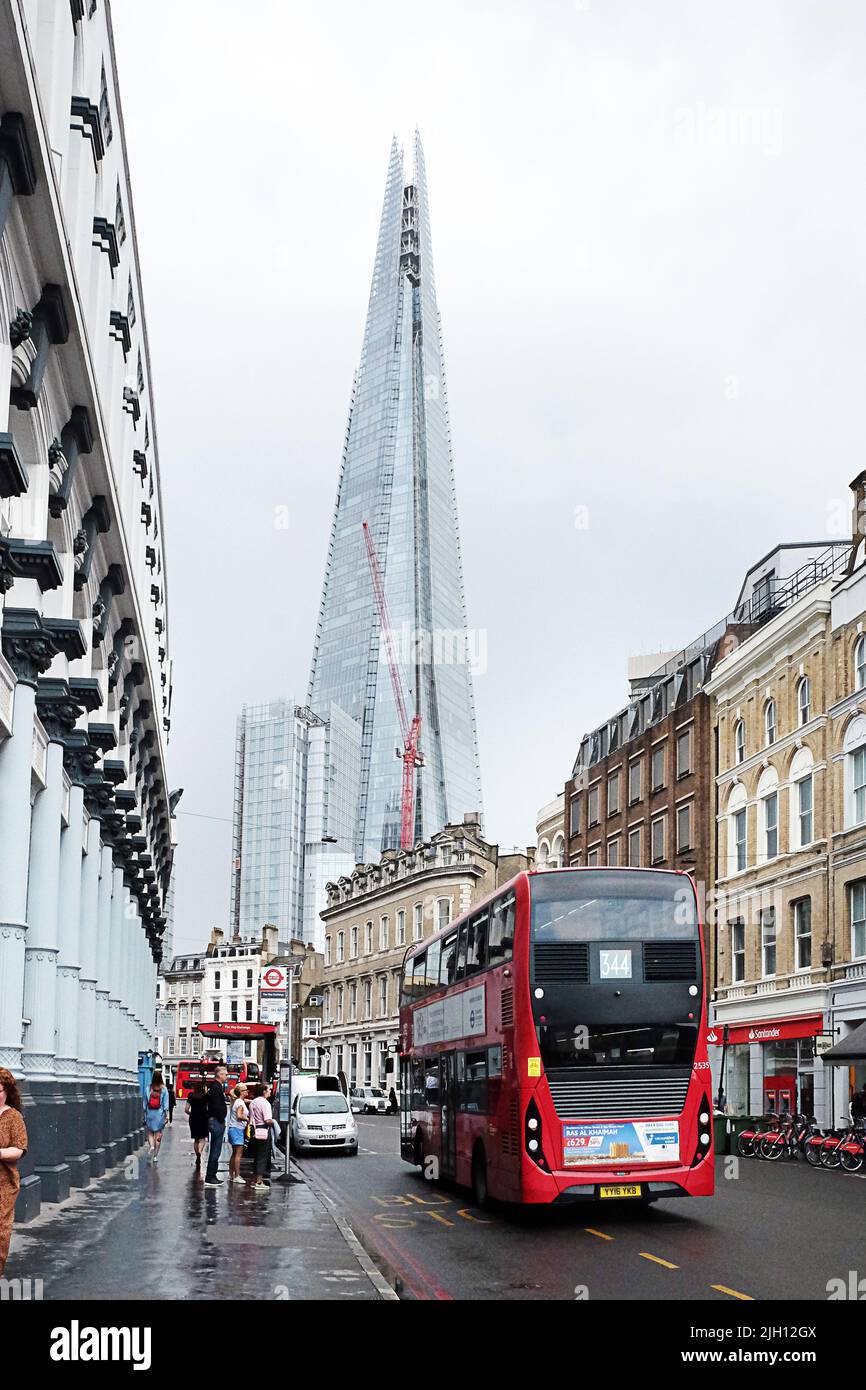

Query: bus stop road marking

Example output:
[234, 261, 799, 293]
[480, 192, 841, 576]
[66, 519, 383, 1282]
[711, 1284, 754, 1301]
[585, 1228, 614, 1241]
[424, 1211, 455, 1227]
[457, 1208, 492, 1224]
[639, 1252, 679, 1269]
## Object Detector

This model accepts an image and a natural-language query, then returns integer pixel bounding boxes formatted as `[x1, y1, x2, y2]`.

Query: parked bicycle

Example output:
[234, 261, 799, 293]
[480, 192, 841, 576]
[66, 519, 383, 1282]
[736, 1113, 778, 1158]
[819, 1121, 866, 1171]
[758, 1112, 816, 1162]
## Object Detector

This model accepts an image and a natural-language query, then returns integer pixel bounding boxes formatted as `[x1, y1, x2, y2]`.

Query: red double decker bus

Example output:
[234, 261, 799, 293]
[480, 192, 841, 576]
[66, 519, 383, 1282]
[399, 867, 714, 1207]
[174, 1057, 261, 1100]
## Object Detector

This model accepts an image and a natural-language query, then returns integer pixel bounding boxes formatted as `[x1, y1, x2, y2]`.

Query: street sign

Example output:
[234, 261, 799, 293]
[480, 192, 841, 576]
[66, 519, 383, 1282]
[277, 1061, 294, 1123]
[226, 1040, 245, 1063]
[261, 965, 288, 991]
[260, 994, 287, 1026]
[156, 1010, 173, 1035]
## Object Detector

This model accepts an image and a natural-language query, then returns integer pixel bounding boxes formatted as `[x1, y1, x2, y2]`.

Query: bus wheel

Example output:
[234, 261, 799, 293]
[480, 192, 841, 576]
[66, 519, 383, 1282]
[471, 1145, 489, 1210]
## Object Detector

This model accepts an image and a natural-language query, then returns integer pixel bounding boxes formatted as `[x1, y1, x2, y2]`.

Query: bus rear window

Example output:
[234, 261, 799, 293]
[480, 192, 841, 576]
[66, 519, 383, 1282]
[531, 869, 697, 942]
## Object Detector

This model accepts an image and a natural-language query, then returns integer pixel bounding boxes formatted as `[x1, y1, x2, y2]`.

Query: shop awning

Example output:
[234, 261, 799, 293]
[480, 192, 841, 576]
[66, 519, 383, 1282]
[707, 1013, 823, 1046]
[197, 1022, 277, 1040]
[821, 1019, 866, 1065]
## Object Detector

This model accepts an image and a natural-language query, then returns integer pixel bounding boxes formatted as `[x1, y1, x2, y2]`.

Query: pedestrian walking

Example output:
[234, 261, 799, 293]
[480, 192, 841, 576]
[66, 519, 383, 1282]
[388, 1087, 398, 1115]
[0, 1069, 28, 1279]
[144, 1071, 170, 1163]
[204, 1065, 228, 1187]
[186, 1082, 209, 1167]
[167, 1081, 176, 1125]
[227, 1084, 250, 1183]
[247, 1084, 273, 1191]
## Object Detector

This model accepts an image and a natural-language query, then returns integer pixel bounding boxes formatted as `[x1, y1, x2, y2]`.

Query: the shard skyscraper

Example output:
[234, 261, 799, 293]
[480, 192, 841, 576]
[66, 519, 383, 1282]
[308, 132, 483, 863]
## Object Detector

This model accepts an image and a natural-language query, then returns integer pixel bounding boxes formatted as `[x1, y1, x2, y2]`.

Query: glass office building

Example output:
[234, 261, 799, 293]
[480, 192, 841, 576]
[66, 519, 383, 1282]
[308, 132, 483, 861]
[230, 700, 359, 950]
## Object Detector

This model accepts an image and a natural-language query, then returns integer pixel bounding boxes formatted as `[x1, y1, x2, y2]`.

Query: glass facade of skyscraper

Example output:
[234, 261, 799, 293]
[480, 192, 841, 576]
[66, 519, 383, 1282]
[308, 133, 483, 861]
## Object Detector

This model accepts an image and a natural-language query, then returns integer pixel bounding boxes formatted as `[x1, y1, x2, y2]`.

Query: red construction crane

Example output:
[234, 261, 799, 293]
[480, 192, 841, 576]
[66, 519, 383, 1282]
[362, 520, 422, 851]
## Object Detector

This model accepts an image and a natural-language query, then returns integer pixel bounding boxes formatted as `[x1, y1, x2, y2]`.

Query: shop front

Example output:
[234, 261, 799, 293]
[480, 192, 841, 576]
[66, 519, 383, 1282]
[708, 1013, 828, 1121]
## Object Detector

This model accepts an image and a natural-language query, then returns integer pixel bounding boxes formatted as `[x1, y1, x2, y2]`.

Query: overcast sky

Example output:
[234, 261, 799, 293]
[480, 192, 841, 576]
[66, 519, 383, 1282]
[110, 0, 866, 954]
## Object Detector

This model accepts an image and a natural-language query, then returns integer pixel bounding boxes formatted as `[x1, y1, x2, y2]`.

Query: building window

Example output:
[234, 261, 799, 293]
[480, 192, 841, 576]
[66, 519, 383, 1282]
[336, 987, 343, 1024]
[761, 907, 777, 977]
[731, 919, 745, 982]
[364, 980, 372, 1019]
[798, 676, 811, 726]
[99, 62, 113, 146]
[851, 881, 866, 959]
[214, 971, 220, 991]
[628, 827, 641, 866]
[793, 898, 812, 970]
[231, 969, 238, 989]
[413, 903, 424, 941]
[853, 747, 866, 826]
[651, 745, 665, 791]
[569, 797, 581, 836]
[325, 936, 331, 967]
[396, 910, 406, 946]
[365, 921, 373, 954]
[349, 983, 357, 1021]
[379, 915, 389, 950]
[735, 807, 747, 873]
[607, 772, 620, 815]
[303, 1045, 318, 1071]
[607, 838, 619, 866]
[676, 730, 691, 778]
[303, 1017, 321, 1037]
[587, 847, 599, 867]
[213, 1002, 220, 1022]
[588, 785, 600, 826]
[230, 1000, 238, 1022]
[734, 720, 746, 765]
[765, 699, 777, 746]
[856, 636, 866, 691]
[436, 897, 451, 932]
[628, 760, 641, 805]
[764, 790, 778, 860]
[337, 931, 345, 964]
[378, 977, 388, 1016]
[351, 925, 359, 958]
[247, 969, 253, 988]
[798, 774, 813, 846]
[651, 817, 665, 863]
[676, 802, 692, 852]
[245, 999, 253, 1021]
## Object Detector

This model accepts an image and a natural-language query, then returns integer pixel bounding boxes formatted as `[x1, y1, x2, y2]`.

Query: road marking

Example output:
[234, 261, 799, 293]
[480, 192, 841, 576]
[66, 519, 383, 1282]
[712, 1284, 754, 1301]
[639, 1252, 679, 1270]
[425, 1210, 454, 1227]
[585, 1228, 614, 1241]
[457, 1208, 492, 1224]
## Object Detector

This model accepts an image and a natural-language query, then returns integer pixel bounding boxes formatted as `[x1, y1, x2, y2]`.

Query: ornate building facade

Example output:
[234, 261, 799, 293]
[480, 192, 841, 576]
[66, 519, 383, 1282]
[319, 817, 532, 1090]
[0, 1, 173, 1218]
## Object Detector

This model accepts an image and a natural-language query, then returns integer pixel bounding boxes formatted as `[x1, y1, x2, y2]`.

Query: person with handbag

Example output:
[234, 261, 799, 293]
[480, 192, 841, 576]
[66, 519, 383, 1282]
[247, 1085, 273, 1192]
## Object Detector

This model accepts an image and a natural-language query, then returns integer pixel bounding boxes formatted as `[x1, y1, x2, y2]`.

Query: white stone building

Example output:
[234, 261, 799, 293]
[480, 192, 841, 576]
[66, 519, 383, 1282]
[0, 1, 173, 1218]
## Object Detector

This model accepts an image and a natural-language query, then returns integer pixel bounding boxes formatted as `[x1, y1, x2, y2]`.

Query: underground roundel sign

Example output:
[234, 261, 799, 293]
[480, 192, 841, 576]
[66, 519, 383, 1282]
[262, 966, 287, 990]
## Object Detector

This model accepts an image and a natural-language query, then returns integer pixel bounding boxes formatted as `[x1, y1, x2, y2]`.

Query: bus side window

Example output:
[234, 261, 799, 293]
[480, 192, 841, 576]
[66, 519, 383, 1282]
[425, 1059, 440, 1105]
[456, 923, 469, 978]
[412, 1058, 425, 1107]
[459, 1049, 488, 1113]
[401, 955, 415, 1005]
[426, 937, 441, 990]
[440, 931, 458, 986]
[489, 895, 515, 963]
[412, 951, 428, 998]
[465, 913, 488, 976]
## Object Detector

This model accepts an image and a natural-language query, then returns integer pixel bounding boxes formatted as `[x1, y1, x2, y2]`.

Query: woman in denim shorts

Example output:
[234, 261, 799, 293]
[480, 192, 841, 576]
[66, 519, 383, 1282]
[227, 1084, 250, 1183]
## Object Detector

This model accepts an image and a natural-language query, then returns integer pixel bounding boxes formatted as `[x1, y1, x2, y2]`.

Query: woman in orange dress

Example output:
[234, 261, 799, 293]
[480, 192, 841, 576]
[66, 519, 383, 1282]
[0, 1068, 28, 1278]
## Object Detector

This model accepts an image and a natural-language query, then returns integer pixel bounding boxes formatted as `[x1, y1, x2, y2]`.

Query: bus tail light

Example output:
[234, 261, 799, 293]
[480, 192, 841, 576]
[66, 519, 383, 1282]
[525, 1098, 551, 1172]
[691, 1097, 713, 1166]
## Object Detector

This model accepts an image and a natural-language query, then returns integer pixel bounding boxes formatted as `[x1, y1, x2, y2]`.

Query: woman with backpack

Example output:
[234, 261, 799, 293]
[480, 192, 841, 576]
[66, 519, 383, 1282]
[144, 1071, 170, 1163]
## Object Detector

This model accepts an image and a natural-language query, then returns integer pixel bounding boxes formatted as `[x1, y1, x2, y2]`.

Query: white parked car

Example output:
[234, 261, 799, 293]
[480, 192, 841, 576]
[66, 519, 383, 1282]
[350, 1086, 388, 1115]
[290, 1092, 358, 1156]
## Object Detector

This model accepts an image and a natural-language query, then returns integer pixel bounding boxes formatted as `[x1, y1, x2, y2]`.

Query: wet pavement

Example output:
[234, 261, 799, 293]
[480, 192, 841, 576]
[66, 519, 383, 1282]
[8, 1120, 389, 1300]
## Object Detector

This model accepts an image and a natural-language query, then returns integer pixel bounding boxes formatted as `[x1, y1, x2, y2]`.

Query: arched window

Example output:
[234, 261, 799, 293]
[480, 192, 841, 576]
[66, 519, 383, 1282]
[727, 783, 748, 875]
[765, 698, 777, 747]
[734, 719, 746, 765]
[843, 715, 866, 828]
[537, 839, 550, 866]
[551, 833, 565, 867]
[789, 746, 814, 849]
[797, 676, 811, 727]
[757, 766, 780, 862]
[856, 636, 866, 692]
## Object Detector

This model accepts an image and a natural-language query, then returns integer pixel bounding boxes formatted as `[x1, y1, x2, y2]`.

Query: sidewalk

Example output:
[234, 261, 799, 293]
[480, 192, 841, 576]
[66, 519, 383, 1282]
[7, 1120, 393, 1301]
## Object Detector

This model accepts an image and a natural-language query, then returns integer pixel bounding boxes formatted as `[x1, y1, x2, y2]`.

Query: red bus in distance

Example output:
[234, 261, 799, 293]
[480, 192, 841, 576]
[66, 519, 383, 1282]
[398, 867, 714, 1207]
[174, 1057, 261, 1100]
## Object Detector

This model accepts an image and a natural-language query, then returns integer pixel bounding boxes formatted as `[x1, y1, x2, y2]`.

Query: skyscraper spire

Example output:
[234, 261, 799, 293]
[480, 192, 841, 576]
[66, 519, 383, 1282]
[308, 134, 483, 862]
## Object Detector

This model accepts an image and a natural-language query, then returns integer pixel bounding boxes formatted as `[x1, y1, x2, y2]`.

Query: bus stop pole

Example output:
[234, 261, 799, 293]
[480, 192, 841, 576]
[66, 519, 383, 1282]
[276, 964, 299, 1184]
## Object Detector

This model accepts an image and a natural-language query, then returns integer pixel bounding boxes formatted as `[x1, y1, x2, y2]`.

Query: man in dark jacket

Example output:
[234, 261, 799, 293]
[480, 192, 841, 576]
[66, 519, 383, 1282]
[204, 1065, 228, 1187]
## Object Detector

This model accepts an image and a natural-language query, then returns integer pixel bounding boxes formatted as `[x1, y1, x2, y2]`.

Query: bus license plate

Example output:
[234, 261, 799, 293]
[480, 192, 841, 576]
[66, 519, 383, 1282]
[599, 1184, 641, 1199]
